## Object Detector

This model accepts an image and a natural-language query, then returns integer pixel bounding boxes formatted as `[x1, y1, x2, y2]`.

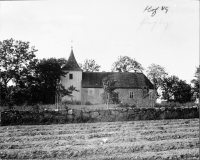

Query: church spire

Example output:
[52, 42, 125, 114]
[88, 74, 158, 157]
[62, 46, 82, 71]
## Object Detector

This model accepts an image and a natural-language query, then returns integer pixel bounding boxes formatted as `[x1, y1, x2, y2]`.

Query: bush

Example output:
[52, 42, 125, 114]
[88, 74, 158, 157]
[85, 101, 93, 105]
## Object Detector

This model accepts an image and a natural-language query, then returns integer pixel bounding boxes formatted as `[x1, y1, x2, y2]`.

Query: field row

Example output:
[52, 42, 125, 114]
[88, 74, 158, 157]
[0, 119, 199, 159]
[0, 119, 198, 135]
[0, 128, 198, 144]
[0, 126, 198, 139]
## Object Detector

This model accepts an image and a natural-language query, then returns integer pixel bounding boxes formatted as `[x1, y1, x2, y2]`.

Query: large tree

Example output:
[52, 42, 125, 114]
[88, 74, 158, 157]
[34, 58, 70, 104]
[111, 56, 144, 72]
[79, 59, 101, 72]
[161, 75, 193, 103]
[0, 38, 38, 106]
[146, 63, 168, 90]
[0, 38, 38, 87]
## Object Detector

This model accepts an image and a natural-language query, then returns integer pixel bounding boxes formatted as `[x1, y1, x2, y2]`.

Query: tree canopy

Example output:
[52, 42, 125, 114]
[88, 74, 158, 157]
[0, 38, 38, 88]
[161, 75, 193, 103]
[33, 58, 68, 104]
[79, 59, 101, 72]
[111, 56, 144, 72]
[191, 67, 199, 99]
[0, 38, 38, 106]
[146, 63, 168, 90]
[0, 38, 76, 106]
[0, 38, 197, 106]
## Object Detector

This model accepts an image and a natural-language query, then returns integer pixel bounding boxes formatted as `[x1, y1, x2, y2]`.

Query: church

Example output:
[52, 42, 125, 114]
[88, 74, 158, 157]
[61, 48, 156, 107]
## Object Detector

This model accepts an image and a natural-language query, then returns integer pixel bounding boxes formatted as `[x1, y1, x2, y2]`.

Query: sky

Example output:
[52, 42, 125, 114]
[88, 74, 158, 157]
[0, 0, 199, 84]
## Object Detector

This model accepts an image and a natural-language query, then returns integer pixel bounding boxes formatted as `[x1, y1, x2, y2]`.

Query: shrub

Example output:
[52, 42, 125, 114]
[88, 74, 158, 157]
[62, 100, 82, 105]
[85, 101, 93, 105]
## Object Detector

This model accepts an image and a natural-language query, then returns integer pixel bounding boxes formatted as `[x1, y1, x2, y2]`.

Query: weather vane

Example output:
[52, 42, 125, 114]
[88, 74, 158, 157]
[71, 40, 73, 49]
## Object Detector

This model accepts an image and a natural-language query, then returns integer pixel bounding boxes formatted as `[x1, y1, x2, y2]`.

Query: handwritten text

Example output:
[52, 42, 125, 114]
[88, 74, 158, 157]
[144, 5, 169, 17]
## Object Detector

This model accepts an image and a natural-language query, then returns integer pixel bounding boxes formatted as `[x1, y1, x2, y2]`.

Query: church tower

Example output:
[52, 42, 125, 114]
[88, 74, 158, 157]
[61, 47, 82, 101]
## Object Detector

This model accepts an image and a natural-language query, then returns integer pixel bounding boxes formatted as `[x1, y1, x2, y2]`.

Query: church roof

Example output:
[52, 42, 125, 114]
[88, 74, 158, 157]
[62, 48, 82, 71]
[82, 72, 154, 89]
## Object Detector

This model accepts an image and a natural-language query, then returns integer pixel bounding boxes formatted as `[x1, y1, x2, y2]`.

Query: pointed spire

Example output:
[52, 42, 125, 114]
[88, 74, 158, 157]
[62, 46, 82, 71]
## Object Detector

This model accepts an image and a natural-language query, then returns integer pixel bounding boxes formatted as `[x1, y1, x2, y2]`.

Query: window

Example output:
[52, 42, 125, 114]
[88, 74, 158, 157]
[69, 74, 73, 79]
[130, 91, 134, 99]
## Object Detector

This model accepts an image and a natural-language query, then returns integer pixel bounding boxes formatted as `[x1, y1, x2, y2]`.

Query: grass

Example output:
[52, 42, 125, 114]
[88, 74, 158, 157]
[0, 118, 199, 159]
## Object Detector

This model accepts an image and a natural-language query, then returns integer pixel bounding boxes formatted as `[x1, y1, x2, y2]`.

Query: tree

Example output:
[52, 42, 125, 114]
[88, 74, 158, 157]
[173, 80, 193, 103]
[146, 63, 168, 97]
[0, 38, 38, 106]
[18, 57, 75, 105]
[79, 59, 101, 72]
[34, 58, 69, 104]
[111, 56, 144, 72]
[161, 75, 193, 103]
[191, 67, 199, 99]
[102, 77, 118, 108]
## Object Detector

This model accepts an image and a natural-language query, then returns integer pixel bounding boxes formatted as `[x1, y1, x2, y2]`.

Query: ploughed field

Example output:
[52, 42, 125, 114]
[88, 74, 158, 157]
[0, 119, 199, 159]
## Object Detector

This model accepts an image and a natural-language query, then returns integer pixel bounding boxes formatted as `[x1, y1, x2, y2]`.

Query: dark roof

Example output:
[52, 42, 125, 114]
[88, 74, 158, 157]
[62, 49, 82, 71]
[82, 72, 154, 89]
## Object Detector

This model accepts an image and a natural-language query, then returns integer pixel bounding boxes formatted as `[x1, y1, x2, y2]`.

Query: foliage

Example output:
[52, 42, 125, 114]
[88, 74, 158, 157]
[0, 38, 38, 106]
[160, 75, 193, 103]
[146, 63, 168, 91]
[85, 101, 93, 105]
[111, 56, 144, 72]
[191, 67, 199, 99]
[0, 38, 75, 106]
[102, 77, 119, 106]
[79, 59, 101, 72]
[33, 58, 78, 104]
[0, 38, 38, 86]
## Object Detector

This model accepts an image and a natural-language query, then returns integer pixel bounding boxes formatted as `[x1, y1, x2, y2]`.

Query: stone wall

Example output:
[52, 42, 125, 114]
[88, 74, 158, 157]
[1, 106, 199, 125]
[67, 106, 199, 122]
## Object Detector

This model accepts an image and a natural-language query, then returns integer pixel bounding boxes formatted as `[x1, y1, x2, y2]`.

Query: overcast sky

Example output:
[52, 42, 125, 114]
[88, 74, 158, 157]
[0, 0, 199, 83]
